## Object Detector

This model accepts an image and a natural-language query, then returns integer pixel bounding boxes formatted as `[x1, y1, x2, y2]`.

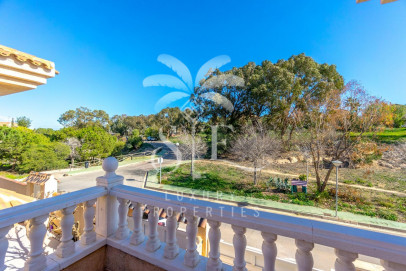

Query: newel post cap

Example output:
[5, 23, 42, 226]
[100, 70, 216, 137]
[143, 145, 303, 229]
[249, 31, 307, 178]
[103, 157, 118, 174]
[97, 157, 123, 188]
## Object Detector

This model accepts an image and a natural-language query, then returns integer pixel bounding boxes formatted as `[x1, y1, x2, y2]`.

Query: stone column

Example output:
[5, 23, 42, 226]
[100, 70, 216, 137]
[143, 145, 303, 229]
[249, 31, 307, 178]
[334, 249, 358, 271]
[295, 239, 314, 271]
[206, 220, 222, 271]
[261, 232, 277, 271]
[95, 157, 124, 238]
[56, 205, 76, 258]
[115, 198, 130, 240]
[0, 226, 11, 271]
[381, 259, 406, 271]
[24, 214, 49, 271]
[146, 205, 161, 252]
[184, 211, 199, 268]
[130, 202, 145, 246]
[232, 225, 247, 271]
[164, 210, 179, 259]
[81, 199, 97, 245]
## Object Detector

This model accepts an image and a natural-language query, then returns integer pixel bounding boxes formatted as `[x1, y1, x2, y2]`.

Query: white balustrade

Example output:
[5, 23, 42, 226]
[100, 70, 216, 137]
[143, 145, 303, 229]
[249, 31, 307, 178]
[146, 205, 161, 252]
[334, 249, 358, 271]
[1, 157, 406, 271]
[115, 197, 130, 240]
[24, 214, 49, 271]
[130, 201, 145, 246]
[81, 199, 97, 245]
[0, 181, 105, 271]
[206, 220, 222, 271]
[261, 232, 277, 271]
[232, 225, 247, 271]
[164, 209, 179, 259]
[295, 239, 314, 271]
[56, 205, 76, 258]
[184, 211, 200, 268]
[0, 226, 11, 271]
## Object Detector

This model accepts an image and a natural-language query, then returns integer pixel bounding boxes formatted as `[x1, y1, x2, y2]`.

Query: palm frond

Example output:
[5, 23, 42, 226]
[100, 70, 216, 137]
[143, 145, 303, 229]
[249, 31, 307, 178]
[157, 54, 193, 91]
[143, 75, 189, 92]
[200, 74, 245, 90]
[154, 91, 190, 112]
[195, 55, 231, 86]
[200, 92, 234, 112]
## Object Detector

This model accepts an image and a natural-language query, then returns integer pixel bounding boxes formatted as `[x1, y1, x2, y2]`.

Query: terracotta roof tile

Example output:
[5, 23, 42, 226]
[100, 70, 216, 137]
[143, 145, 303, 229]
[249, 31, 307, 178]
[0, 44, 54, 70]
[24, 172, 55, 185]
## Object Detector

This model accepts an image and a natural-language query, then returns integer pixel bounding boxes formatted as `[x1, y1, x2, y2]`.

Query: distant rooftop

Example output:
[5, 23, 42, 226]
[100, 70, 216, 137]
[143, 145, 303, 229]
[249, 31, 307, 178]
[24, 172, 56, 185]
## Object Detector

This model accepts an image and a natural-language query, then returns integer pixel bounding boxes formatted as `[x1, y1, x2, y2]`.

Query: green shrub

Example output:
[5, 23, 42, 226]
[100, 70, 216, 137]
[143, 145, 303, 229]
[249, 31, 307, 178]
[251, 192, 265, 199]
[268, 177, 290, 192]
[162, 166, 176, 173]
[341, 202, 351, 208]
[128, 133, 143, 150]
[267, 194, 280, 201]
[298, 174, 307, 181]
[377, 209, 398, 221]
[355, 178, 366, 185]
[289, 193, 314, 206]
[291, 198, 314, 206]
[112, 141, 125, 156]
[378, 201, 394, 208]
[313, 191, 330, 201]
[354, 210, 376, 217]
[19, 142, 70, 172]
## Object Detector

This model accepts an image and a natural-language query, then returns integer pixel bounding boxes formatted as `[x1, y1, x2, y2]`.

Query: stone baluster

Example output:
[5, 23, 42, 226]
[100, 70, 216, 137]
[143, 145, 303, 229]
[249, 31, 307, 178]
[24, 214, 49, 271]
[184, 211, 199, 268]
[206, 220, 222, 271]
[115, 197, 130, 240]
[146, 205, 161, 252]
[381, 260, 406, 271]
[81, 199, 97, 245]
[95, 157, 123, 238]
[56, 205, 76, 258]
[232, 225, 247, 271]
[261, 232, 277, 271]
[0, 226, 11, 271]
[295, 239, 314, 271]
[130, 201, 145, 246]
[334, 249, 358, 271]
[164, 209, 179, 259]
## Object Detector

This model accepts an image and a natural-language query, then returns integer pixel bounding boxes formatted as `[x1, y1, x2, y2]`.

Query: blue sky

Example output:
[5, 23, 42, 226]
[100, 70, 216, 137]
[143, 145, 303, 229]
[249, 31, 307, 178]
[0, 0, 405, 129]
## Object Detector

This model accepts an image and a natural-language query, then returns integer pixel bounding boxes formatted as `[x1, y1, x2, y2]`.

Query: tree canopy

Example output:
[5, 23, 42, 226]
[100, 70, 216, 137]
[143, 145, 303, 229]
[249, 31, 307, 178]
[58, 107, 110, 129]
[16, 116, 32, 128]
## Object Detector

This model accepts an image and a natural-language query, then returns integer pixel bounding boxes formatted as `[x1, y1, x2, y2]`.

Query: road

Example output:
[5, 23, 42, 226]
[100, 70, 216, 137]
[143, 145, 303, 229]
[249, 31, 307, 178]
[57, 141, 178, 193]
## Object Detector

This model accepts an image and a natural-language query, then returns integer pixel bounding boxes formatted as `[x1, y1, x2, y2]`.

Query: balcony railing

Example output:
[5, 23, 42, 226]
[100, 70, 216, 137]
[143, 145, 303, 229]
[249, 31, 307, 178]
[1, 157, 406, 271]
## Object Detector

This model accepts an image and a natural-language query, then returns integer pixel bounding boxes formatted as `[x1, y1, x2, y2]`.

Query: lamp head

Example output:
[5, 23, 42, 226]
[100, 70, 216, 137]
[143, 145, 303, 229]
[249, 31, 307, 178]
[332, 160, 343, 167]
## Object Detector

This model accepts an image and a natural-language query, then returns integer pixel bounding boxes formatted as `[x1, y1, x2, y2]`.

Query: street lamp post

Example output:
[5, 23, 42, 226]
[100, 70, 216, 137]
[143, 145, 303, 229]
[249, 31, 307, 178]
[332, 160, 343, 218]
[158, 157, 163, 184]
[305, 158, 309, 182]
[175, 142, 179, 160]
